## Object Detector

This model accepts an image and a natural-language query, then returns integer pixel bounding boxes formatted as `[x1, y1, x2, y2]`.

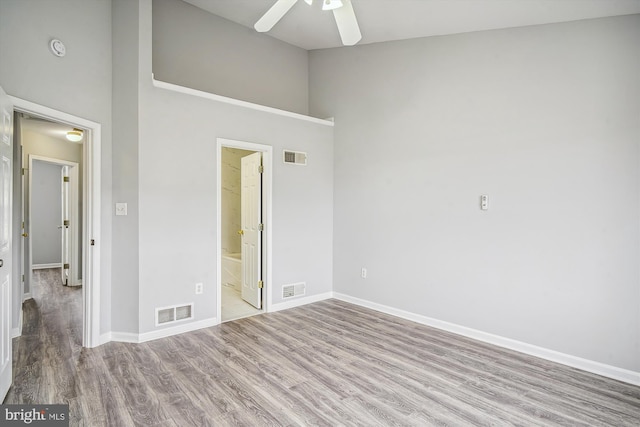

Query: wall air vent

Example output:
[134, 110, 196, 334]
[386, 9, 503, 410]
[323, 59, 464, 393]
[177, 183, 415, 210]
[282, 282, 306, 299]
[156, 303, 194, 326]
[283, 150, 307, 165]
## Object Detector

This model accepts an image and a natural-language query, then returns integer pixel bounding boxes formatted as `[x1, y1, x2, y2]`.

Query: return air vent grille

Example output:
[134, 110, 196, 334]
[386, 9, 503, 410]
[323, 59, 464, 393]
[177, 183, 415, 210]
[283, 150, 307, 165]
[156, 303, 194, 326]
[283, 282, 306, 299]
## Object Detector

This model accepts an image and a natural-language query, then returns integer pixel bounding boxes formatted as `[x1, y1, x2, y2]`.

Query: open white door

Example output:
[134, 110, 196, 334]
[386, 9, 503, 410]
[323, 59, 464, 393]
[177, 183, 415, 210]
[0, 85, 14, 401]
[240, 152, 263, 309]
[60, 165, 69, 285]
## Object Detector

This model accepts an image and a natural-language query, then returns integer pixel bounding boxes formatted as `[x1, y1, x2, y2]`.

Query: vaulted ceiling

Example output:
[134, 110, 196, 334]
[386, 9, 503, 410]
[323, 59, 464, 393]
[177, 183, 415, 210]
[182, 0, 640, 50]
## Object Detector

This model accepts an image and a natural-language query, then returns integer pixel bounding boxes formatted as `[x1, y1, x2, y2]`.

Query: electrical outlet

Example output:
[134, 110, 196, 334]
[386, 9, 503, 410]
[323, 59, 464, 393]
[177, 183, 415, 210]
[361, 268, 367, 279]
[195, 282, 203, 294]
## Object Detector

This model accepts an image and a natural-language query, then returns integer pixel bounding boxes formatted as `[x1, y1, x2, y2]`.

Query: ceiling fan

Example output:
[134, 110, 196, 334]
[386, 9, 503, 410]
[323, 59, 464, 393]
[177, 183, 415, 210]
[255, 0, 362, 46]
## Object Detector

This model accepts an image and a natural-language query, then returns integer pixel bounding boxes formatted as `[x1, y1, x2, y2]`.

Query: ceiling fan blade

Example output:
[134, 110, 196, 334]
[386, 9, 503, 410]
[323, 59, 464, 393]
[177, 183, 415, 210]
[255, 0, 298, 33]
[332, 0, 361, 46]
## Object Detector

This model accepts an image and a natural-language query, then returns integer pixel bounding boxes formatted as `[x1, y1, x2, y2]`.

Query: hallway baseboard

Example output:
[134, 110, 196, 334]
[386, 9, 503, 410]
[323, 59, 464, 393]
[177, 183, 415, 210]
[32, 263, 62, 270]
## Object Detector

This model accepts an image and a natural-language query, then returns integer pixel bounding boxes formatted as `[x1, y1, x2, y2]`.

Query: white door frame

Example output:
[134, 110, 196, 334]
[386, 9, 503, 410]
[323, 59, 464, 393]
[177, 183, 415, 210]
[216, 138, 272, 324]
[11, 96, 101, 348]
[28, 156, 79, 285]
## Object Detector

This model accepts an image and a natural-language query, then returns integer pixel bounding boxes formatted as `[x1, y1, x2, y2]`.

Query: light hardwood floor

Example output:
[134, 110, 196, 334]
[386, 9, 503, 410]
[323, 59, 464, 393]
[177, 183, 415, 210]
[4, 268, 640, 426]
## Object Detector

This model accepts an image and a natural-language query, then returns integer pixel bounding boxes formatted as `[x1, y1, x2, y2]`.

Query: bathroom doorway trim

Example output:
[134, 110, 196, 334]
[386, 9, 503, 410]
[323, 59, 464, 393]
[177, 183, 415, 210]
[216, 138, 273, 323]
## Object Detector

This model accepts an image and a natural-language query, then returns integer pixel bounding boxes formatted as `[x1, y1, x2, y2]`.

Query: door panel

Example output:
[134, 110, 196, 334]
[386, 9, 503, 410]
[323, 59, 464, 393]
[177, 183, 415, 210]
[0, 84, 14, 401]
[240, 152, 262, 309]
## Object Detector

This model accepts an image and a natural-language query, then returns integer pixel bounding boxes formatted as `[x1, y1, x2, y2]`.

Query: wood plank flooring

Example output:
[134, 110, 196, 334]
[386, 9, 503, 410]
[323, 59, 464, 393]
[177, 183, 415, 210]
[4, 268, 640, 426]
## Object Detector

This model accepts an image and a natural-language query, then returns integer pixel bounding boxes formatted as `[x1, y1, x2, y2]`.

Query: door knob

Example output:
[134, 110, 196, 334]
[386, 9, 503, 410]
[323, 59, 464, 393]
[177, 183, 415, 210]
[22, 233, 28, 237]
[237, 230, 244, 235]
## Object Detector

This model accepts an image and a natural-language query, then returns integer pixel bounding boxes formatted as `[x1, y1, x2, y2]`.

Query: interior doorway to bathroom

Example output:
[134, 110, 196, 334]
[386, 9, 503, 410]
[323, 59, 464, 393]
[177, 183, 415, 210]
[218, 139, 272, 323]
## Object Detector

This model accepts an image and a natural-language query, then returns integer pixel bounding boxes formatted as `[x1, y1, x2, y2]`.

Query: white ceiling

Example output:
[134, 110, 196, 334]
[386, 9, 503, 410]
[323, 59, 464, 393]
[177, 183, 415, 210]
[20, 115, 83, 144]
[182, 0, 640, 50]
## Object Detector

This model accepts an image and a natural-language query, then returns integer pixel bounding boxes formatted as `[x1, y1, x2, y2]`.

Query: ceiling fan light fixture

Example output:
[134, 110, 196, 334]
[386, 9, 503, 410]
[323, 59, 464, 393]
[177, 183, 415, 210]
[66, 128, 83, 142]
[322, 0, 343, 11]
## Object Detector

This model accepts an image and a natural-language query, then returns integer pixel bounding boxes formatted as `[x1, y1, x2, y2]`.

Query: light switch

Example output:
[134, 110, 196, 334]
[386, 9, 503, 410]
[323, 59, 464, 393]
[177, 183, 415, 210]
[480, 195, 489, 211]
[115, 203, 128, 216]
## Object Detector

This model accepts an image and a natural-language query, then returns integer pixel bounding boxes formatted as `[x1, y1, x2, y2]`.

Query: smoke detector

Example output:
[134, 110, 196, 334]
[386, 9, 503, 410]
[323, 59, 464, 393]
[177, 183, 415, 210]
[49, 39, 66, 57]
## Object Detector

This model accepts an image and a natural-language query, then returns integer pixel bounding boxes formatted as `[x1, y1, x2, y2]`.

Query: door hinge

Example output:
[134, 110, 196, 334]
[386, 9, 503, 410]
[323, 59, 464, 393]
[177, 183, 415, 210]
[63, 176, 69, 182]
[63, 263, 69, 269]
[22, 274, 24, 282]
[63, 219, 69, 227]
[258, 223, 264, 231]
[258, 280, 264, 289]
[21, 167, 25, 176]
[90, 239, 95, 246]
[258, 164, 264, 174]
[21, 221, 24, 229]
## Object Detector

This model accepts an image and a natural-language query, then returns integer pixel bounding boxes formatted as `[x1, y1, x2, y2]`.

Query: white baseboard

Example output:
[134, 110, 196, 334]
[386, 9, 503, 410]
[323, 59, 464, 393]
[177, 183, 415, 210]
[270, 291, 333, 313]
[107, 317, 218, 345]
[333, 293, 640, 386]
[22, 292, 32, 301]
[104, 331, 137, 344]
[32, 263, 62, 270]
[11, 309, 23, 338]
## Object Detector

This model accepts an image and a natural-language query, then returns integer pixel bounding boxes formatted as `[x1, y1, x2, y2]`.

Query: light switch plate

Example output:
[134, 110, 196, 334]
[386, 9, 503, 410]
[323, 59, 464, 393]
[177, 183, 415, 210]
[115, 203, 128, 216]
[480, 195, 489, 211]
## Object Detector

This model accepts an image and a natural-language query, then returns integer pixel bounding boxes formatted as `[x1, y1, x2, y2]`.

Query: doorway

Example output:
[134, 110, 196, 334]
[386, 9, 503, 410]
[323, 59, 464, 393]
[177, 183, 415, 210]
[28, 156, 80, 289]
[217, 139, 272, 323]
[10, 97, 101, 348]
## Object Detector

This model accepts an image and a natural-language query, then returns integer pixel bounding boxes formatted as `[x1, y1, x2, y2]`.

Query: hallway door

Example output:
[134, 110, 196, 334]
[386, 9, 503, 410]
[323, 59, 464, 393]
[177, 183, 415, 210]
[0, 85, 14, 401]
[240, 152, 263, 309]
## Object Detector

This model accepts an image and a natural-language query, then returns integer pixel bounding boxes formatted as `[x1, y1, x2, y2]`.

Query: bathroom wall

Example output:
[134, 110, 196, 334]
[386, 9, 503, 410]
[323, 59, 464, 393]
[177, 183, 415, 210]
[221, 147, 254, 255]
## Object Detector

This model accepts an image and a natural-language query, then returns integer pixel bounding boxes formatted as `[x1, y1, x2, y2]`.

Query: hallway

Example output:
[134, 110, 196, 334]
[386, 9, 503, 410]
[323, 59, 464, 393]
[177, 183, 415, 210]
[4, 268, 84, 418]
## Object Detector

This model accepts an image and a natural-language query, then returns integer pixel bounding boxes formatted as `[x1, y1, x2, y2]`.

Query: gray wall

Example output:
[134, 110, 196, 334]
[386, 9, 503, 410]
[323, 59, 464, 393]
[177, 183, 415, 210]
[309, 15, 640, 372]
[138, 0, 333, 334]
[31, 161, 63, 265]
[152, 0, 310, 115]
[111, 0, 141, 335]
[0, 0, 113, 334]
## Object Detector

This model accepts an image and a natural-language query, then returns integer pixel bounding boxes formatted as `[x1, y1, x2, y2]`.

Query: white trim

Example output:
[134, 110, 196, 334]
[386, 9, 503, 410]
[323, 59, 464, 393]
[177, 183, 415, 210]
[333, 293, 640, 386]
[28, 155, 79, 287]
[108, 317, 218, 344]
[10, 96, 101, 348]
[153, 77, 334, 127]
[22, 292, 31, 301]
[270, 291, 333, 313]
[217, 139, 273, 324]
[105, 331, 137, 344]
[10, 308, 22, 339]
[32, 263, 62, 270]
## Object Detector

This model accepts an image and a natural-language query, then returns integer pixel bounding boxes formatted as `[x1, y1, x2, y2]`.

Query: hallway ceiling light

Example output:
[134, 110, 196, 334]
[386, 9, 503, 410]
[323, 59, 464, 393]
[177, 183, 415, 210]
[255, 0, 361, 46]
[66, 128, 83, 142]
